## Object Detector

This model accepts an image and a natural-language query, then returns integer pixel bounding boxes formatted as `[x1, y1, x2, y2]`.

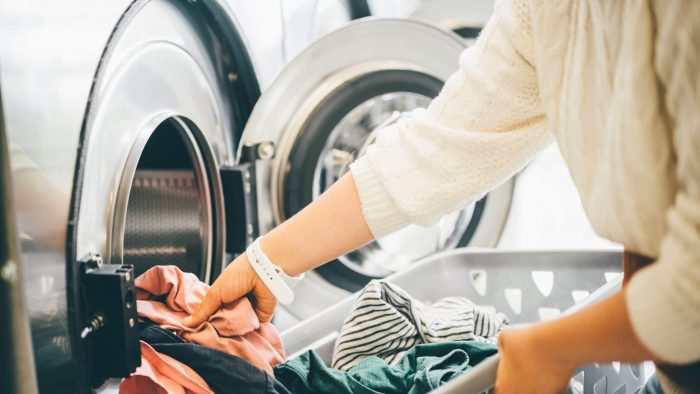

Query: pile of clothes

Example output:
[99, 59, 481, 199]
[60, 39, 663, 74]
[121, 266, 508, 394]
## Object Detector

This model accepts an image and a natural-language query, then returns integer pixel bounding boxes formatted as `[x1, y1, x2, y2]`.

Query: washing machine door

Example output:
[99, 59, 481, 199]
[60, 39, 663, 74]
[238, 19, 514, 302]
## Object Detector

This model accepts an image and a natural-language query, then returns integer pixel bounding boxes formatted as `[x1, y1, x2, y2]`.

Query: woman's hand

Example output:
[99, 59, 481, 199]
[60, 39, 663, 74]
[495, 290, 659, 393]
[183, 254, 277, 326]
[495, 326, 576, 394]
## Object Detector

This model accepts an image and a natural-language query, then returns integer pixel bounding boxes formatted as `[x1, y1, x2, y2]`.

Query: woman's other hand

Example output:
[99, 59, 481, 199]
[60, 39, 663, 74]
[494, 326, 576, 394]
[183, 254, 277, 326]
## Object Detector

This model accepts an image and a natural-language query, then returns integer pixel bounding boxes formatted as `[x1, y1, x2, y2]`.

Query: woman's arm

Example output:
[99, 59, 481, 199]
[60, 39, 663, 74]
[187, 0, 549, 325]
[185, 173, 372, 325]
[259, 173, 373, 276]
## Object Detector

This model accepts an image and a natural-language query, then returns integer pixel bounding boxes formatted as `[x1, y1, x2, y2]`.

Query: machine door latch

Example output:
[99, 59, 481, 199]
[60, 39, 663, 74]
[220, 162, 259, 256]
[79, 254, 140, 385]
[221, 141, 275, 256]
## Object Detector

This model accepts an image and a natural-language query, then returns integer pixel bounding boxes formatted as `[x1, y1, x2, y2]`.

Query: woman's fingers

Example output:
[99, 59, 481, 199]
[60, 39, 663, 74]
[183, 255, 267, 327]
[183, 284, 223, 327]
[251, 284, 277, 323]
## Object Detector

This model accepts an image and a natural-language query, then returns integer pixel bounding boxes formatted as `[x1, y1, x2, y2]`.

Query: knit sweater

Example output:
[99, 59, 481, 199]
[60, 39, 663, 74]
[350, 0, 700, 377]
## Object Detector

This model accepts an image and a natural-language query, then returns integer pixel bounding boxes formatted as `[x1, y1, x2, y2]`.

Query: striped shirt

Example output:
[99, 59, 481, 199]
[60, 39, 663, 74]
[331, 280, 508, 372]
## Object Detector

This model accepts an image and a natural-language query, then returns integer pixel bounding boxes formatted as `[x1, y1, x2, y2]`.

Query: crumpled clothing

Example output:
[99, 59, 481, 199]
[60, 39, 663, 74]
[332, 280, 508, 371]
[134, 265, 285, 374]
[275, 341, 497, 394]
[121, 266, 286, 394]
[120, 341, 213, 394]
[137, 323, 291, 394]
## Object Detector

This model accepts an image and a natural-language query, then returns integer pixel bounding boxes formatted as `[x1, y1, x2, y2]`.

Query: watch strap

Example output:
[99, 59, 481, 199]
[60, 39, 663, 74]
[246, 238, 303, 305]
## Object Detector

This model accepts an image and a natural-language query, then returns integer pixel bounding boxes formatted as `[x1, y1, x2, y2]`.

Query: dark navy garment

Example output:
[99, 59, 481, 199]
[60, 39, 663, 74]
[139, 323, 291, 394]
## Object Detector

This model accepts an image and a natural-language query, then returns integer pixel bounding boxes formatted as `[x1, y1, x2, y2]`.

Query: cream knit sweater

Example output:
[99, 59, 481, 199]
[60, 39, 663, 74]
[350, 0, 700, 372]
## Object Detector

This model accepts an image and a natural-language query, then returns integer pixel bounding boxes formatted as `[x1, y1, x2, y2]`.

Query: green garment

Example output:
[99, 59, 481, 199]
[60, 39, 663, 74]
[273, 341, 497, 394]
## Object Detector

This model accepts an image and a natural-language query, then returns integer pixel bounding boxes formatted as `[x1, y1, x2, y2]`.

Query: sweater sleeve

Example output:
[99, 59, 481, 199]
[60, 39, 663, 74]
[350, 0, 552, 238]
[625, 4, 700, 363]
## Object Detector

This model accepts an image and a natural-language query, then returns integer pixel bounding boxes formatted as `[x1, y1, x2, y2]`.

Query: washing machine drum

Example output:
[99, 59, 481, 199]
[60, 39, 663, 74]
[240, 19, 513, 292]
[115, 118, 215, 280]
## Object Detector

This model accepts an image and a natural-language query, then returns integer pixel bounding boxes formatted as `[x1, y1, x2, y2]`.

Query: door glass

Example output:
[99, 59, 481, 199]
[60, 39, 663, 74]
[312, 92, 475, 277]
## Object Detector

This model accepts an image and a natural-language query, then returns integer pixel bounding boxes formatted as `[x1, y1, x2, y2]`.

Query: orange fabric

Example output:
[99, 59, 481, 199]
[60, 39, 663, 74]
[120, 342, 213, 394]
[133, 266, 285, 374]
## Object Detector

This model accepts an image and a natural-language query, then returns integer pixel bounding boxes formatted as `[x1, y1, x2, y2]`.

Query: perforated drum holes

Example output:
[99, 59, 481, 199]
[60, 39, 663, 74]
[116, 118, 214, 281]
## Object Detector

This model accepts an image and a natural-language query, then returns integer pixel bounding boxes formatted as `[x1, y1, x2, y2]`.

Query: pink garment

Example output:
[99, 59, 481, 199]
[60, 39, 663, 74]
[120, 342, 213, 394]
[120, 266, 286, 394]
[136, 265, 285, 372]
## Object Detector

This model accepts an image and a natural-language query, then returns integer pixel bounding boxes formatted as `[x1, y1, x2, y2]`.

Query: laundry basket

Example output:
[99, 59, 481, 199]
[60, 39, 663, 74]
[280, 249, 645, 394]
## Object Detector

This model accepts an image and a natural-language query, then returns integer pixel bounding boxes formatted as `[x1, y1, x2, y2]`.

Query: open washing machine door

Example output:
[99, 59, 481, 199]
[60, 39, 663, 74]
[236, 19, 514, 324]
[2, 0, 262, 391]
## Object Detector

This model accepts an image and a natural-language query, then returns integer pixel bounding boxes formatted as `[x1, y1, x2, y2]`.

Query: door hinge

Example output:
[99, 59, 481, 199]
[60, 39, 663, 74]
[79, 254, 140, 385]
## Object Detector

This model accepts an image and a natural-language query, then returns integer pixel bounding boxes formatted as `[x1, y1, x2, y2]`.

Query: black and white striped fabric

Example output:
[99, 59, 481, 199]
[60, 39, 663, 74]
[331, 280, 508, 372]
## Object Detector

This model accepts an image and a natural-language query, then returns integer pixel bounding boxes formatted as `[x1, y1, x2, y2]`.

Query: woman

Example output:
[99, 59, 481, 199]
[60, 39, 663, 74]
[185, 0, 700, 392]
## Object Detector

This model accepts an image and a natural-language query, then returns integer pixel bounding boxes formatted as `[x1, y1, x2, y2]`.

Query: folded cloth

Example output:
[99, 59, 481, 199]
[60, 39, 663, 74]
[139, 323, 291, 394]
[133, 266, 285, 375]
[274, 341, 497, 394]
[332, 280, 508, 371]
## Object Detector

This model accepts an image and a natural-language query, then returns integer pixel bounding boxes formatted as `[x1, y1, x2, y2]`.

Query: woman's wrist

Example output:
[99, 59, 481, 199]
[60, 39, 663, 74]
[258, 236, 305, 277]
[527, 322, 581, 371]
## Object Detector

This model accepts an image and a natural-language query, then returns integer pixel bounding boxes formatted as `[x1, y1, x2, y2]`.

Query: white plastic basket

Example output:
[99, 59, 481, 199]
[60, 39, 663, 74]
[280, 249, 645, 394]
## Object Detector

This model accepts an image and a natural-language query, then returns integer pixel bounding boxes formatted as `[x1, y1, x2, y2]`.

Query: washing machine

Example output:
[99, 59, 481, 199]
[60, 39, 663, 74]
[0, 0, 279, 391]
[1, 1, 512, 391]
[246, 19, 514, 327]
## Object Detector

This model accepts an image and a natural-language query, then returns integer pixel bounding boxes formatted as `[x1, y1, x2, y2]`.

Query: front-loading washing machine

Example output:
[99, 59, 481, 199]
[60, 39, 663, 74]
[0, 0, 276, 391]
[240, 19, 514, 327]
[1, 2, 513, 391]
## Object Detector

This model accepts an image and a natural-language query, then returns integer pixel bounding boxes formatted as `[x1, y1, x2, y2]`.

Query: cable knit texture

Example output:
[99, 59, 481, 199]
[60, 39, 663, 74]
[350, 0, 700, 386]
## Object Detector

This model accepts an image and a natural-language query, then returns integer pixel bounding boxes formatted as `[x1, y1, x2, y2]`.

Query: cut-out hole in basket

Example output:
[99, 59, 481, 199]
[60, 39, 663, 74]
[594, 376, 608, 394]
[572, 290, 590, 303]
[470, 270, 487, 296]
[570, 371, 585, 394]
[504, 288, 522, 314]
[538, 307, 561, 321]
[612, 361, 621, 373]
[629, 363, 641, 379]
[605, 272, 621, 282]
[532, 271, 554, 297]
[613, 383, 626, 394]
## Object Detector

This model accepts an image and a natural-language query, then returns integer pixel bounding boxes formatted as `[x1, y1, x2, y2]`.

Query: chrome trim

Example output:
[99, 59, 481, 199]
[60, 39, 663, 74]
[109, 115, 214, 283]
